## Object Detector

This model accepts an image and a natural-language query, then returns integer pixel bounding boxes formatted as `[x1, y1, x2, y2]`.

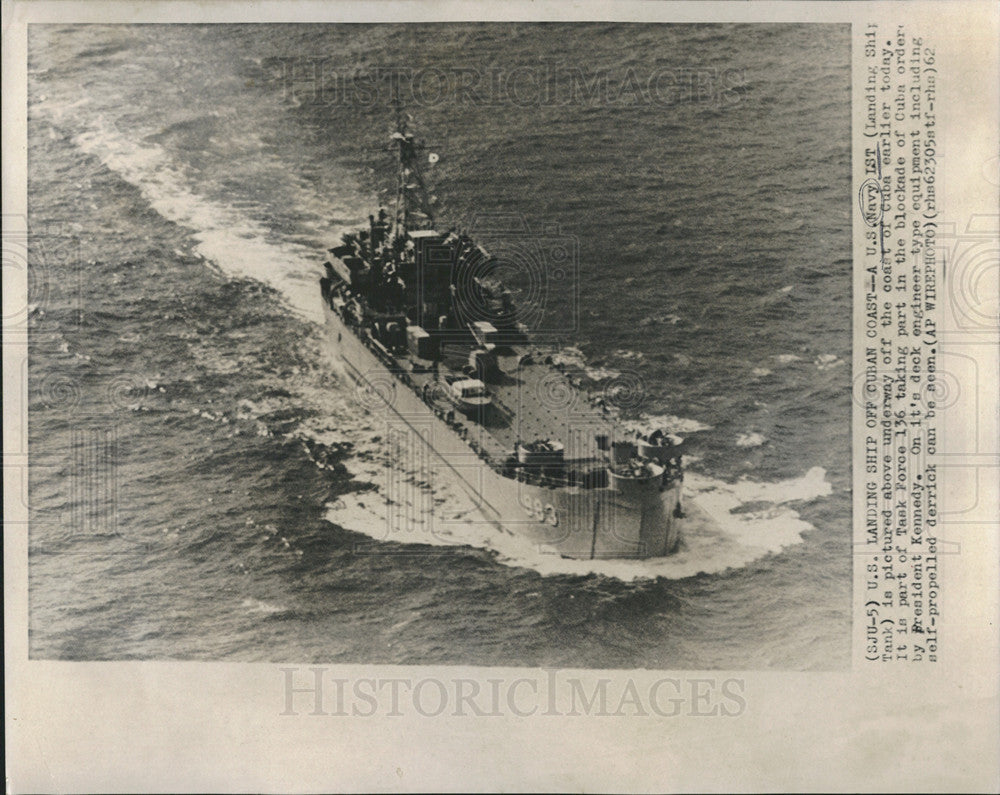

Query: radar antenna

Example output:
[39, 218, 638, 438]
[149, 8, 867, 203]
[390, 106, 437, 233]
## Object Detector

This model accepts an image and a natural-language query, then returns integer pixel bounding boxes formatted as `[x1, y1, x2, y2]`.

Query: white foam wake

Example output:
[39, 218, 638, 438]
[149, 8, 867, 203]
[68, 117, 328, 325]
[321, 429, 833, 581]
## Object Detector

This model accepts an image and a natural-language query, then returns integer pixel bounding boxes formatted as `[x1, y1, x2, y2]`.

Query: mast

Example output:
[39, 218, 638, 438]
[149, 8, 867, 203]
[389, 108, 437, 236]
[392, 103, 405, 236]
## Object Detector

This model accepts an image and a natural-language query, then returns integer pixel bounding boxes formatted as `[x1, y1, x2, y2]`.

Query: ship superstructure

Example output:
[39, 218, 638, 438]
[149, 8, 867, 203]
[319, 117, 685, 558]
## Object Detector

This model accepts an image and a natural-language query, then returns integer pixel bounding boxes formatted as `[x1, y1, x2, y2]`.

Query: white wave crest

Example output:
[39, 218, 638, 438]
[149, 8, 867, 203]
[625, 412, 712, 436]
[241, 598, 291, 616]
[815, 353, 844, 371]
[70, 118, 327, 324]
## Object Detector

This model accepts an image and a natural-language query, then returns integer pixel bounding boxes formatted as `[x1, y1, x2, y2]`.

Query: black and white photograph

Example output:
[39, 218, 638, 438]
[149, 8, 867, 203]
[25, 23, 851, 669]
[5, 3, 998, 792]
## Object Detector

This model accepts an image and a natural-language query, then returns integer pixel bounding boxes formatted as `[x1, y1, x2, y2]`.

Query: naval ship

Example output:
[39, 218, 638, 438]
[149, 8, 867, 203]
[319, 118, 686, 559]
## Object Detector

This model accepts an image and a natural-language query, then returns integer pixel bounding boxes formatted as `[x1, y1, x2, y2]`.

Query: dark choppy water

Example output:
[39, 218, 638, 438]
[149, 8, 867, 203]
[27, 23, 851, 668]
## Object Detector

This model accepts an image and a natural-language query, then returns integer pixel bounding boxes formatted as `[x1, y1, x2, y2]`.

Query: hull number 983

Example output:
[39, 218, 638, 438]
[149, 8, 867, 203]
[522, 496, 559, 526]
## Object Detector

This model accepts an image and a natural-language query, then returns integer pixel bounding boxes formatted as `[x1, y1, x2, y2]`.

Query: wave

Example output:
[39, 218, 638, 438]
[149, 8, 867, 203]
[322, 424, 832, 582]
[624, 412, 712, 436]
[76, 41, 134, 60]
[639, 312, 682, 327]
[61, 116, 328, 325]
[612, 348, 645, 361]
[143, 113, 226, 145]
[814, 353, 844, 371]
[736, 431, 767, 448]
[546, 345, 618, 381]
[240, 598, 293, 617]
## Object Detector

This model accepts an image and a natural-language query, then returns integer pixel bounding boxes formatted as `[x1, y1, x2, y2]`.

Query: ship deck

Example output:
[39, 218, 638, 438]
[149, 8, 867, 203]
[325, 280, 627, 475]
[396, 336, 618, 470]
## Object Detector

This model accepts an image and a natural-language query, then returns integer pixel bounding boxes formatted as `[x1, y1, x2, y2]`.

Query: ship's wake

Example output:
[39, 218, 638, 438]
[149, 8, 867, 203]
[34, 101, 354, 328]
[73, 119, 328, 324]
[319, 430, 832, 581]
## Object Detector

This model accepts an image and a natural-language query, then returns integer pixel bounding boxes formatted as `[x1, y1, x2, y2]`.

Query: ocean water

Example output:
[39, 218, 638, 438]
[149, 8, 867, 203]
[26, 23, 851, 669]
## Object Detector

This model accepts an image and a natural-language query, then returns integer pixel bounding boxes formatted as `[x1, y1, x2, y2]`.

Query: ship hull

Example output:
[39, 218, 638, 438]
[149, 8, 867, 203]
[323, 303, 681, 559]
